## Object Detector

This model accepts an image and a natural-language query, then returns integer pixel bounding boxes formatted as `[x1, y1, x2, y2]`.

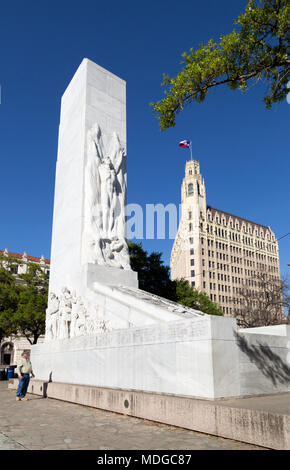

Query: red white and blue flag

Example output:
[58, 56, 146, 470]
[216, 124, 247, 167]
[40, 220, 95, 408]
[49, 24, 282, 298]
[178, 140, 191, 149]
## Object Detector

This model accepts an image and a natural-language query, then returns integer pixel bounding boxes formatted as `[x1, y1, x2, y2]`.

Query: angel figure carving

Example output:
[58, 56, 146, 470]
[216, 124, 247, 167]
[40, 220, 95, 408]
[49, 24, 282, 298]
[83, 123, 130, 270]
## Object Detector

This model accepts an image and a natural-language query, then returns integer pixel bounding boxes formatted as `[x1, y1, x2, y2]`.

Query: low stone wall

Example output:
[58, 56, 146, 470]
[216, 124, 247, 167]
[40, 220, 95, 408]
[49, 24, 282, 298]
[238, 326, 290, 395]
[8, 379, 290, 449]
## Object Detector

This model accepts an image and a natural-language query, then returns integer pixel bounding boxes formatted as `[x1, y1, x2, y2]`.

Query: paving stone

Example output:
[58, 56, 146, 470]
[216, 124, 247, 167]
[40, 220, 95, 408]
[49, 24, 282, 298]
[0, 382, 264, 450]
[0, 432, 26, 450]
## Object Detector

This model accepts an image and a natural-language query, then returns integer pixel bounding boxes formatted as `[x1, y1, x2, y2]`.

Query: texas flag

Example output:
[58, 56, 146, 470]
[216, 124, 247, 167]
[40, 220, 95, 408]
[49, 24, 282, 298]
[178, 140, 191, 149]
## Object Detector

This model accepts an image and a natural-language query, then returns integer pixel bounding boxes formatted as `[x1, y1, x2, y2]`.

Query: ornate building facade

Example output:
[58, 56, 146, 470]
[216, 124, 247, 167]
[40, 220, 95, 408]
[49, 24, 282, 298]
[0, 249, 49, 366]
[171, 160, 283, 321]
[0, 248, 50, 277]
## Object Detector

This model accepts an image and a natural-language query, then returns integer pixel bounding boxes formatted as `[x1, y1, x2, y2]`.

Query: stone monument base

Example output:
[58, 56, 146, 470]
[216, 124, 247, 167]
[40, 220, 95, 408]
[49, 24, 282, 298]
[22, 317, 290, 449]
[31, 316, 290, 400]
[32, 316, 239, 399]
[8, 378, 290, 449]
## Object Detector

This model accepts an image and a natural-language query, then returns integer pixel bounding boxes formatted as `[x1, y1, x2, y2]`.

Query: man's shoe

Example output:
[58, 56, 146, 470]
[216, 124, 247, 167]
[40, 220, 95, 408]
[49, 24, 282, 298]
[16, 397, 21, 401]
[21, 397, 28, 401]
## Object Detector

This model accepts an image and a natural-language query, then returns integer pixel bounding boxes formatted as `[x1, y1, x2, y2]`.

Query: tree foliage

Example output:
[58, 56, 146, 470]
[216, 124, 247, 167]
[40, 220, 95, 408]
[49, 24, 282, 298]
[0, 257, 23, 342]
[128, 241, 176, 300]
[175, 279, 223, 316]
[0, 271, 20, 343]
[0, 256, 48, 344]
[128, 242, 223, 316]
[151, 0, 290, 130]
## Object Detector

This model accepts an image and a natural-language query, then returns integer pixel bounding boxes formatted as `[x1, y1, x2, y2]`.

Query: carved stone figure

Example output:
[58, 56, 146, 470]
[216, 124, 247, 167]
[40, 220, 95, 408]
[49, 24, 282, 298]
[74, 297, 87, 336]
[45, 292, 59, 341]
[58, 287, 72, 339]
[84, 313, 95, 336]
[83, 123, 131, 270]
[70, 290, 79, 338]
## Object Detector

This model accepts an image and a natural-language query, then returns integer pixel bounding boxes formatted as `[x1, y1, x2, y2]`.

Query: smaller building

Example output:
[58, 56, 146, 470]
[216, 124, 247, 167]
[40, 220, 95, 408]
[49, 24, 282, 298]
[0, 248, 50, 277]
[0, 337, 32, 367]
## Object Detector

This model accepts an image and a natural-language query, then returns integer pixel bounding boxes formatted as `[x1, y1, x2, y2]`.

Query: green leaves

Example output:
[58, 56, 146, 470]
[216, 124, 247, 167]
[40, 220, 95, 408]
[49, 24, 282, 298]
[175, 279, 223, 316]
[0, 258, 48, 344]
[152, 0, 290, 130]
[128, 241, 177, 300]
[128, 242, 223, 315]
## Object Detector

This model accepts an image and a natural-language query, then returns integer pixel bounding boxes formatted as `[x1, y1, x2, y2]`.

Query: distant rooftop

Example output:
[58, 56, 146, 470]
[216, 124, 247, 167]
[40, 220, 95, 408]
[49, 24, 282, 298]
[0, 249, 50, 265]
[207, 206, 270, 232]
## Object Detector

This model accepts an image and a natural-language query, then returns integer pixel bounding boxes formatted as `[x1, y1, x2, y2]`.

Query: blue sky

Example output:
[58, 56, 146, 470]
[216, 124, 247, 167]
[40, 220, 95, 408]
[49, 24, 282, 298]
[0, 0, 289, 278]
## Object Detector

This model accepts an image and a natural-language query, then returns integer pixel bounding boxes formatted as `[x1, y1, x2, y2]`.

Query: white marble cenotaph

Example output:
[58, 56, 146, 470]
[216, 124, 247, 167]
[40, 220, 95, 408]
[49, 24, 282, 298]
[31, 59, 290, 402]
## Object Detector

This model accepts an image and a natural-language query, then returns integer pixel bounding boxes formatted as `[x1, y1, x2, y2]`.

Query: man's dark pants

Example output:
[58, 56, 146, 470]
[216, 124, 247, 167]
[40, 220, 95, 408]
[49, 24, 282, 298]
[16, 374, 30, 399]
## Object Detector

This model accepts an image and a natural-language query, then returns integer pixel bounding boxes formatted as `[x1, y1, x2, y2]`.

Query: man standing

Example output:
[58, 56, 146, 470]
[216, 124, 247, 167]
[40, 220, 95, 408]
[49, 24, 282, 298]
[15, 352, 35, 401]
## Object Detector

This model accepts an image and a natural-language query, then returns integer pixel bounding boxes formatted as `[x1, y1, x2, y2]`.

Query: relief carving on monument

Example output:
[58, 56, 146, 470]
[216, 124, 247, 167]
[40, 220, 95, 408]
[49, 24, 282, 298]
[45, 292, 59, 341]
[83, 123, 131, 270]
[45, 287, 110, 341]
[58, 287, 72, 339]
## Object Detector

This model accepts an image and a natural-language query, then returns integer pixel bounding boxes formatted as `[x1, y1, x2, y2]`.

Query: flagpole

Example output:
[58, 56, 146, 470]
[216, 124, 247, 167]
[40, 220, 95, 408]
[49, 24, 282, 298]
[178, 140, 193, 160]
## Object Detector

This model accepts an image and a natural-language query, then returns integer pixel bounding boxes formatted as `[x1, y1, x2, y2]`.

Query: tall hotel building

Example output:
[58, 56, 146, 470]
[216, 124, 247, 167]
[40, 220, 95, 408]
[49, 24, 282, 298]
[170, 160, 282, 319]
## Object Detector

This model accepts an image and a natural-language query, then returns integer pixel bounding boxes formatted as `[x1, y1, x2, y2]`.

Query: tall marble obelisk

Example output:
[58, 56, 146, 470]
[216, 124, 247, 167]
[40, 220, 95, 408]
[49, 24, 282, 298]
[33, 59, 244, 404]
[49, 59, 138, 303]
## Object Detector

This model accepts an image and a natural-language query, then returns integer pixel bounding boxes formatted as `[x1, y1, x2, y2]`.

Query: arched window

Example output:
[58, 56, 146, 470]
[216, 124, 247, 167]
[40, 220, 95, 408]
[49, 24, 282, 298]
[188, 183, 194, 195]
[1, 342, 14, 365]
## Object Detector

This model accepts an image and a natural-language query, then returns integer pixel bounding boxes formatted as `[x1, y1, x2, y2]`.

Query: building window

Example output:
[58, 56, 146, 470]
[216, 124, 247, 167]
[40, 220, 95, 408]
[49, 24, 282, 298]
[188, 183, 194, 195]
[10, 266, 18, 275]
[191, 281, 195, 287]
[190, 248, 194, 255]
[191, 270, 195, 277]
[190, 259, 194, 266]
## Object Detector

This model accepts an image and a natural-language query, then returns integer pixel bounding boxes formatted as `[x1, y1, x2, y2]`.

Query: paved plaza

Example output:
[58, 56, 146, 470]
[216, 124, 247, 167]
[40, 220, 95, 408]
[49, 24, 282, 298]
[0, 382, 264, 450]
